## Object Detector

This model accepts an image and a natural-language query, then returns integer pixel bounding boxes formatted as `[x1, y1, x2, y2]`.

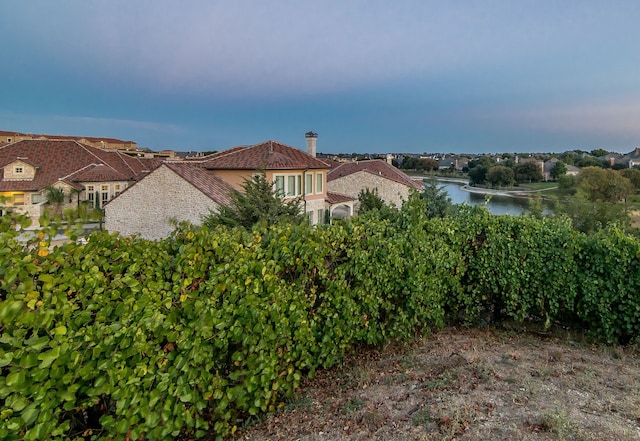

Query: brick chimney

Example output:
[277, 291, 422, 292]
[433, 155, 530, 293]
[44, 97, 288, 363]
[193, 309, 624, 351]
[305, 131, 318, 157]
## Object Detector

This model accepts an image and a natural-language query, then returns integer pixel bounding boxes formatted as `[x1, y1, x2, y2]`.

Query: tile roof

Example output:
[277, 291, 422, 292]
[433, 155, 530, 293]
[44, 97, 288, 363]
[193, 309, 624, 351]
[199, 140, 329, 170]
[0, 139, 158, 192]
[326, 191, 355, 204]
[327, 160, 423, 190]
[163, 162, 233, 205]
[0, 129, 134, 144]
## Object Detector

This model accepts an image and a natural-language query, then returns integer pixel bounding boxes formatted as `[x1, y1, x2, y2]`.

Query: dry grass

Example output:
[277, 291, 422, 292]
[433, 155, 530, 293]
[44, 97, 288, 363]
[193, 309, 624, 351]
[235, 326, 640, 441]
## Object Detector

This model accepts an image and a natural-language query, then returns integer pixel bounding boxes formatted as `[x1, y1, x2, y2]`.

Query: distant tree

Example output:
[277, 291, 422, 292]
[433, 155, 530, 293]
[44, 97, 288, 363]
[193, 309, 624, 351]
[555, 197, 628, 233]
[514, 162, 543, 183]
[619, 168, 640, 192]
[590, 148, 609, 158]
[550, 161, 567, 180]
[419, 181, 453, 218]
[557, 174, 577, 195]
[401, 157, 439, 171]
[576, 167, 635, 203]
[576, 155, 605, 168]
[558, 152, 576, 165]
[422, 158, 440, 171]
[486, 165, 515, 187]
[203, 173, 304, 230]
[468, 165, 489, 186]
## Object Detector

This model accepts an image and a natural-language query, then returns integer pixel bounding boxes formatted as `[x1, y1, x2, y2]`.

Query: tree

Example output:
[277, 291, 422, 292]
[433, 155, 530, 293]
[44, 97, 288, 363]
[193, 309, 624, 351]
[357, 188, 398, 221]
[468, 165, 488, 186]
[486, 165, 515, 187]
[619, 168, 640, 192]
[44, 186, 66, 218]
[514, 162, 543, 183]
[419, 181, 453, 218]
[203, 174, 304, 230]
[550, 161, 567, 180]
[590, 148, 609, 158]
[576, 167, 634, 203]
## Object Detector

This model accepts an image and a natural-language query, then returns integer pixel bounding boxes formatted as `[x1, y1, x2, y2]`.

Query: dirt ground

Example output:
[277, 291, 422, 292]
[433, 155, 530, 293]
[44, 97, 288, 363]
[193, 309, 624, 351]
[235, 326, 640, 441]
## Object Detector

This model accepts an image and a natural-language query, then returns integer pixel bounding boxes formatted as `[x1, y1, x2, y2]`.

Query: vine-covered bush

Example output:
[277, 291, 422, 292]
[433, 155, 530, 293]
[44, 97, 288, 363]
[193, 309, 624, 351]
[1, 206, 640, 440]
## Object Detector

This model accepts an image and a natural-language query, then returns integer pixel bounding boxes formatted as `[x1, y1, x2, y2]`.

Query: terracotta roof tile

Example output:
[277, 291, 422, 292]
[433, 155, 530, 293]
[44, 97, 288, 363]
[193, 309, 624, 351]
[0, 139, 154, 192]
[327, 160, 423, 190]
[326, 191, 355, 204]
[164, 163, 233, 205]
[200, 140, 328, 170]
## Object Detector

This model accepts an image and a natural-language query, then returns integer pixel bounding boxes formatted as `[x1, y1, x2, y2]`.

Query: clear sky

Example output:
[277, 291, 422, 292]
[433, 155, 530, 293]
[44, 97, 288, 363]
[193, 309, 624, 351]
[1, 1, 639, 154]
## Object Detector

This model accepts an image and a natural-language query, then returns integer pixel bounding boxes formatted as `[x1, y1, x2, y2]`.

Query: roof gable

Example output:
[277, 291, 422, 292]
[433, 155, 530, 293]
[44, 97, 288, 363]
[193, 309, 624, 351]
[327, 160, 423, 190]
[200, 140, 329, 170]
[164, 163, 233, 206]
[0, 139, 152, 192]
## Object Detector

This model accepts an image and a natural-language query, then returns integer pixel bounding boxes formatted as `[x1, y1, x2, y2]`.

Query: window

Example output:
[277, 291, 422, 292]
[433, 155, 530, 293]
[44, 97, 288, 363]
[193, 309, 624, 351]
[317, 209, 324, 224]
[14, 166, 23, 174]
[316, 172, 323, 193]
[13, 194, 25, 205]
[307, 210, 314, 224]
[274, 173, 302, 198]
[275, 176, 285, 196]
[87, 186, 95, 207]
[101, 185, 109, 204]
[305, 173, 313, 195]
[114, 184, 121, 196]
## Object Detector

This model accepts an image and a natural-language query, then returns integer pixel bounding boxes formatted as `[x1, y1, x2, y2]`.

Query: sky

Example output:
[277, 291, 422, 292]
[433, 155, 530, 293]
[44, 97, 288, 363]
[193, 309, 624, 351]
[1, 1, 640, 154]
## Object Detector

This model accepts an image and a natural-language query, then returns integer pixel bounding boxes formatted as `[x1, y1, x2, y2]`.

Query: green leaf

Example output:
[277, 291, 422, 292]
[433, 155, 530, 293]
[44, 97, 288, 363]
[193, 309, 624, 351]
[21, 403, 39, 426]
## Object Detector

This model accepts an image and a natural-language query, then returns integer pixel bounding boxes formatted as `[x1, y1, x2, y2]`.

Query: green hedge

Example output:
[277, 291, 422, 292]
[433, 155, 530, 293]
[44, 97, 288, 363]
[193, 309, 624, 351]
[1, 204, 640, 439]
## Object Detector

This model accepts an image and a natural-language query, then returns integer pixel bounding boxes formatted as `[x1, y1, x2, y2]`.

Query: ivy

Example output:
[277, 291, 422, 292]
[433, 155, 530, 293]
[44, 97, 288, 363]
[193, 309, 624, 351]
[1, 208, 639, 439]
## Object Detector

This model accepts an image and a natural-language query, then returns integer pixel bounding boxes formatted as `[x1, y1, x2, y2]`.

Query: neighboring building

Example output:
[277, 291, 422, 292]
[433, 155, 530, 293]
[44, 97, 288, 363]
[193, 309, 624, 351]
[105, 138, 355, 239]
[327, 159, 423, 212]
[542, 158, 581, 181]
[0, 130, 138, 152]
[104, 163, 233, 240]
[0, 139, 160, 225]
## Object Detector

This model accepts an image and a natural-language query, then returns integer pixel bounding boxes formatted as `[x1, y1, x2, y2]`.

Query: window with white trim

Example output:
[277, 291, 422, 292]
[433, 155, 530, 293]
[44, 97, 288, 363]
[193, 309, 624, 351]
[305, 173, 313, 195]
[101, 185, 109, 204]
[273, 173, 303, 198]
[316, 172, 323, 193]
[87, 185, 95, 207]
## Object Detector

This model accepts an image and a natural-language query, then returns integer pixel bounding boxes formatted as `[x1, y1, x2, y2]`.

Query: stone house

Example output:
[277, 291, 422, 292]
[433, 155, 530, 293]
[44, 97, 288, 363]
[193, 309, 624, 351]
[327, 159, 423, 213]
[104, 163, 233, 240]
[105, 137, 355, 239]
[0, 139, 159, 225]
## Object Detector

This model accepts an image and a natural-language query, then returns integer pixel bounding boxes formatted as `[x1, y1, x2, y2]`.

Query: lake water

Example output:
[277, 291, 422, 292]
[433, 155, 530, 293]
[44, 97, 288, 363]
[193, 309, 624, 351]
[428, 179, 532, 216]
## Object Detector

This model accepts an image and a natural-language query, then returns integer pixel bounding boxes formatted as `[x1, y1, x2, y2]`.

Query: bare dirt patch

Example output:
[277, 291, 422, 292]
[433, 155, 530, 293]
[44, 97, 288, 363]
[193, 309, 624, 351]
[235, 327, 640, 440]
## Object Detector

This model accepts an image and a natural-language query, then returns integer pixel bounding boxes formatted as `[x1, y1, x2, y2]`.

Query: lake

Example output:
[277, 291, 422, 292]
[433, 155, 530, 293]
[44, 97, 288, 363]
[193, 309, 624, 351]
[427, 179, 533, 216]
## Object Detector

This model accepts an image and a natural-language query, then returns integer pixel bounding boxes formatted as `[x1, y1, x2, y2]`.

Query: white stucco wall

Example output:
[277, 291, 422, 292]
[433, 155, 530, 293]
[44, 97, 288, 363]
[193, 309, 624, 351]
[104, 165, 220, 240]
[328, 171, 413, 213]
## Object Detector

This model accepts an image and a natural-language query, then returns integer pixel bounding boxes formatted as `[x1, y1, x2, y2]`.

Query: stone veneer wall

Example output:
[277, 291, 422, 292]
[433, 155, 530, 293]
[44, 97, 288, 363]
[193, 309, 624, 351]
[327, 170, 412, 213]
[104, 165, 220, 240]
[302, 197, 326, 225]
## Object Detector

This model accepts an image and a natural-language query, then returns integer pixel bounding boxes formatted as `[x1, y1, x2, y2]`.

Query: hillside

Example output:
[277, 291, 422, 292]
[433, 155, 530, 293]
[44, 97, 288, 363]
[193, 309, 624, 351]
[237, 327, 640, 441]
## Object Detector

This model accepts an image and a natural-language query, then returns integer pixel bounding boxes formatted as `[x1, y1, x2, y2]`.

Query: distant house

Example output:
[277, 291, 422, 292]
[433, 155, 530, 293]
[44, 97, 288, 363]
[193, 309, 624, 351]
[542, 159, 580, 181]
[0, 130, 138, 152]
[327, 159, 423, 212]
[105, 137, 355, 239]
[0, 139, 159, 225]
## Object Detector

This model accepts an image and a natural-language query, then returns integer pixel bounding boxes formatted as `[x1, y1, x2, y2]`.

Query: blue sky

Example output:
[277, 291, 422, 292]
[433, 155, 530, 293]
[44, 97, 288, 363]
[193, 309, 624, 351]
[1, 1, 639, 154]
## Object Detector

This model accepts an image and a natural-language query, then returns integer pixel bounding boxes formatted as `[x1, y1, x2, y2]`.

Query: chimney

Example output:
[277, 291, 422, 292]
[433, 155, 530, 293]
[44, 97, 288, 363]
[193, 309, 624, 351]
[305, 131, 318, 157]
